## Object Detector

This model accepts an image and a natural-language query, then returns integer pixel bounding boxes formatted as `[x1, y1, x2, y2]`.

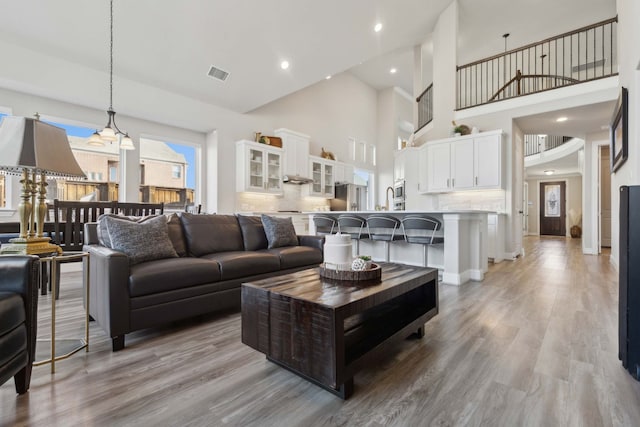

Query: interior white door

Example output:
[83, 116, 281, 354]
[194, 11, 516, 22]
[601, 146, 611, 247]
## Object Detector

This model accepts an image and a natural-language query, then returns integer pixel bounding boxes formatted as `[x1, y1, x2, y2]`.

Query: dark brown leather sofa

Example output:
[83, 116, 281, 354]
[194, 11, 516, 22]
[84, 213, 323, 351]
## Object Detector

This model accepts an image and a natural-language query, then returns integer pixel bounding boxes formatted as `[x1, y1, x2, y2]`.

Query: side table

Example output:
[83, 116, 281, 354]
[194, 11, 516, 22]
[33, 251, 90, 374]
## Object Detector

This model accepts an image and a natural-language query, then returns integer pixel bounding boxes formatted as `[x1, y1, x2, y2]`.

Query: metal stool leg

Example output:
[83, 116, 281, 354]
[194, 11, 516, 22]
[422, 244, 428, 267]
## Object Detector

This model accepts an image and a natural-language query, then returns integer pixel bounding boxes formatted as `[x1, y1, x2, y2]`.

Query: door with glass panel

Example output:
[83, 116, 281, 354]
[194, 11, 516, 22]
[539, 181, 566, 236]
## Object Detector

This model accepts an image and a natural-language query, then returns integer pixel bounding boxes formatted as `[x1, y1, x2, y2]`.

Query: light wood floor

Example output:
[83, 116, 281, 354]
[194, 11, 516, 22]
[2, 236, 640, 426]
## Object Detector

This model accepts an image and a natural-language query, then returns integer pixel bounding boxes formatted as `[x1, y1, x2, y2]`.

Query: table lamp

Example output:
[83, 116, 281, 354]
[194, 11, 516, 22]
[0, 116, 86, 255]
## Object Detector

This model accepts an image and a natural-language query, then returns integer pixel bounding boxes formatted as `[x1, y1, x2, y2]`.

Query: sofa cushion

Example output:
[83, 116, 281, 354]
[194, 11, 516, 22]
[167, 213, 187, 257]
[181, 213, 244, 256]
[237, 215, 268, 251]
[103, 215, 178, 265]
[128, 257, 221, 297]
[201, 251, 280, 281]
[266, 246, 323, 270]
[261, 214, 298, 249]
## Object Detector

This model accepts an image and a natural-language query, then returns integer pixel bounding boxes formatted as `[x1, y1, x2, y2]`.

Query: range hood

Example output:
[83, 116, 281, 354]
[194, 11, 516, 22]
[282, 175, 314, 185]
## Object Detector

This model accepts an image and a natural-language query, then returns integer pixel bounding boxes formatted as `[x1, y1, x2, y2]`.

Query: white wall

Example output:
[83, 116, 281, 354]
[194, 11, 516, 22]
[610, 0, 640, 268]
[430, 0, 458, 140]
[377, 88, 395, 205]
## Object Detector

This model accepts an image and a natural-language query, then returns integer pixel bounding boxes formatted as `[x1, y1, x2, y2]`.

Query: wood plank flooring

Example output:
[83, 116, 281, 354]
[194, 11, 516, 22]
[2, 236, 640, 426]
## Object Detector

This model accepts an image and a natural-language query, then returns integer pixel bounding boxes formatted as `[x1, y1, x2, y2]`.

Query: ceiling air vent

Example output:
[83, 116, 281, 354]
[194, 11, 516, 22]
[207, 65, 230, 82]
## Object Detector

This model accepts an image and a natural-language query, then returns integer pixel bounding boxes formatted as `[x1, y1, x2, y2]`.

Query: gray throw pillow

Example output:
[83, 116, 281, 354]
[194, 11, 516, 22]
[261, 214, 298, 249]
[97, 214, 159, 248]
[103, 215, 178, 265]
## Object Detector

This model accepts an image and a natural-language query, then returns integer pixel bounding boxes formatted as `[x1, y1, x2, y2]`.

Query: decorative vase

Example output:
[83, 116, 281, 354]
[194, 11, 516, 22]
[570, 225, 582, 238]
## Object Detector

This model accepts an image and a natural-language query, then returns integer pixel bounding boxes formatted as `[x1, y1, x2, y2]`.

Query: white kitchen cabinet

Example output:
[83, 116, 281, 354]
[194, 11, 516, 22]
[275, 128, 310, 179]
[426, 142, 451, 192]
[425, 130, 503, 193]
[451, 139, 475, 190]
[334, 161, 354, 184]
[487, 213, 506, 262]
[307, 156, 335, 198]
[236, 140, 283, 195]
[474, 133, 502, 188]
[418, 146, 429, 194]
[396, 148, 421, 210]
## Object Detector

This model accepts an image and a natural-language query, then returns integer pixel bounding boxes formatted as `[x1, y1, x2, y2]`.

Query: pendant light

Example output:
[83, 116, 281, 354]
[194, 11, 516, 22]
[91, 0, 135, 150]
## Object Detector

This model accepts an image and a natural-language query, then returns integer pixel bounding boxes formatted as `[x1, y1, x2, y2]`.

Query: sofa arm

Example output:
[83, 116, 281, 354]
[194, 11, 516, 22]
[83, 244, 131, 340]
[0, 255, 40, 373]
[298, 235, 325, 252]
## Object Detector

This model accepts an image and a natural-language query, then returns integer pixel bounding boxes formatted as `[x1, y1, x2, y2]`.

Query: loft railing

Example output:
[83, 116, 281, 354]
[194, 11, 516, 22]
[456, 17, 618, 110]
[416, 83, 433, 132]
[524, 135, 572, 157]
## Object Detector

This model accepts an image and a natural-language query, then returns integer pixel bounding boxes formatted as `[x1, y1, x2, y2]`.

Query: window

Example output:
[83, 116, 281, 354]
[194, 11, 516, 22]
[41, 119, 118, 201]
[108, 161, 118, 182]
[138, 137, 197, 211]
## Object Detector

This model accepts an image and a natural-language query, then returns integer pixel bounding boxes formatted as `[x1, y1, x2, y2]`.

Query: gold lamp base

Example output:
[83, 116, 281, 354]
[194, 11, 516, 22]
[1, 237, 62, 256]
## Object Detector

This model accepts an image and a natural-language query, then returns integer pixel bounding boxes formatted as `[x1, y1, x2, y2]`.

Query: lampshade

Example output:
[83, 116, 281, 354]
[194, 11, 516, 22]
[87, 130, 105, 146]
[0, 116, 86, 178]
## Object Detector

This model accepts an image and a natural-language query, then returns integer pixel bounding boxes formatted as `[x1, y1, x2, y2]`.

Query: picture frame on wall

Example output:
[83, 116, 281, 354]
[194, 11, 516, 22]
[611, 86, 628, 173]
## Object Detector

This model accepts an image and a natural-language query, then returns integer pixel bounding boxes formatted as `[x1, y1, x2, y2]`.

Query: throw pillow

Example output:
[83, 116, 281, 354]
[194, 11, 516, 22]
[97, 214, 159, 248]
[261, 214, 298, 249]
[103, 215, 178, 265]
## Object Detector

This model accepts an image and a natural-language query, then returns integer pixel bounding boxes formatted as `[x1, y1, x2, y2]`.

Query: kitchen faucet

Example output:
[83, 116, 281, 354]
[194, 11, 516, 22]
[385, 186, 394, 211]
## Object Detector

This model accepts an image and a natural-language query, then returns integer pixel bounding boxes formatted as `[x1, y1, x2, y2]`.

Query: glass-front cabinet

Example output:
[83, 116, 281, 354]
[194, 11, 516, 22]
[236, 140, 283, 194]
[307, 156, 335, 198]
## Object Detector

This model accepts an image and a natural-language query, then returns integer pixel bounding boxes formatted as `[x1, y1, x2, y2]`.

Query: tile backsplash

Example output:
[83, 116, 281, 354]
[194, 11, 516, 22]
[236, 185, 330, 213]
[438, 189, 506, 212]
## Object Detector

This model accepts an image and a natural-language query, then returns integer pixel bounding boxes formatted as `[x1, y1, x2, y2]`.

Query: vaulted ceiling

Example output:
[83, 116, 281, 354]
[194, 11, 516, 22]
[0, 0, 615, 119]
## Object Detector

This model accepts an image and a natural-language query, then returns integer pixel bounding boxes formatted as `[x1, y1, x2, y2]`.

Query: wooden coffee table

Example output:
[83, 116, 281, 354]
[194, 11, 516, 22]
[241, 263, 438, 399]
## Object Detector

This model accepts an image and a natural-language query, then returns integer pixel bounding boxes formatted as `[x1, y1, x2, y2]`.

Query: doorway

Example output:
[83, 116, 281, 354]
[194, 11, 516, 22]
[540, 181, 566, 236]
[600, 146, 611, 248]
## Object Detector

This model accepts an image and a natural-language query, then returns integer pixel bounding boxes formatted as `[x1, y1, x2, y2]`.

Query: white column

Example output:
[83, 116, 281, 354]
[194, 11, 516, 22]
[442, 212, 488, 285]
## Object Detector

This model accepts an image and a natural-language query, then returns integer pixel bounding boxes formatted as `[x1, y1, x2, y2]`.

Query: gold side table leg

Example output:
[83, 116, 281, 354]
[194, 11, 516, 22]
[85, 256, 90, 352]
[50, 258, 56, 374]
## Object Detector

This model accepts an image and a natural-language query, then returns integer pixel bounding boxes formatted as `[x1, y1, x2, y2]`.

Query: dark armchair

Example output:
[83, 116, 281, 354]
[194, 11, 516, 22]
[0, 255, 39, 394]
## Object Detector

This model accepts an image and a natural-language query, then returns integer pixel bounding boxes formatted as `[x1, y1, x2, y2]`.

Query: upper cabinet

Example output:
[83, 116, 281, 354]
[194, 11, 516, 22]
[424, 130, 503, 193]
[236, 140, 283, 195]
[334, 161, 354, 184]
[275, 128, 310, 178]
[307, 156, 335, 198]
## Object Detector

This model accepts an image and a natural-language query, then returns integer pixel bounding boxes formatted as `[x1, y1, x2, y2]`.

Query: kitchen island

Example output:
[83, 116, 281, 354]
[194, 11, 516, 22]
[308, 210, 494, 285]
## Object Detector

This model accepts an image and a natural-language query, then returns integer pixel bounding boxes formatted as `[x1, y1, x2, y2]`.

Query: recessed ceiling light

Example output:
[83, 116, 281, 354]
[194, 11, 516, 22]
[544, 170, 555, 175]
[390, 68, 397, 74]
[325, 75, 332, 80]
[374, 23, 383, 33]
[556, 117, 568, 122]
[280, 61, 290, 70]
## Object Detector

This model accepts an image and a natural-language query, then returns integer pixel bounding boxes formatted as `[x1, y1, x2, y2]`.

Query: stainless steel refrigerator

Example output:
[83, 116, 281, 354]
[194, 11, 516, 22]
[330, 183, 368, 211]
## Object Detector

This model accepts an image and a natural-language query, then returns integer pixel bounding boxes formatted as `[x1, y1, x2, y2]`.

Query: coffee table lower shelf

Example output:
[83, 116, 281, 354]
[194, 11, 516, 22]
[241, 264, 438, 399]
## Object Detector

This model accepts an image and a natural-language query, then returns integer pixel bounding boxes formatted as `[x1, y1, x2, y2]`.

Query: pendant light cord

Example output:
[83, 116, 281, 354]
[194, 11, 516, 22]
[109, 0, 114, 110]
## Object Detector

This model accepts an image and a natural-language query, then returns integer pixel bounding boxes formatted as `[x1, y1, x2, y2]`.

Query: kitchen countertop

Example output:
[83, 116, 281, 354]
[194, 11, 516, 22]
[304, 210, 503, 215]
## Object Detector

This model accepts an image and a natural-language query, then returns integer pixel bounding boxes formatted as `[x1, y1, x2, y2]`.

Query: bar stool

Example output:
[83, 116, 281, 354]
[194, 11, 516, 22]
[401, 216, 443, 267]
[313, 215, 337, 236]
[337, 214, 369, 256]
[366, 215, 403, 262]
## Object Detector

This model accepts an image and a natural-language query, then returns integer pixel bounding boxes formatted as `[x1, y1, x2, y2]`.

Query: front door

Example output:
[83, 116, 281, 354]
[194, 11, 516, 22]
[540, 181, 566, 236]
